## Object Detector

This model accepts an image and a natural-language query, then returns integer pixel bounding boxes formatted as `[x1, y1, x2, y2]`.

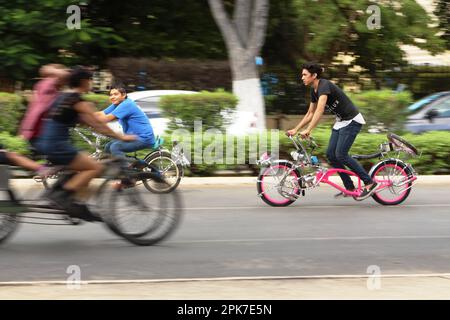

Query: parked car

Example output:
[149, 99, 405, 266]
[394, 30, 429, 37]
[405, 91, 450, 133]
[127, 90, 198, 135]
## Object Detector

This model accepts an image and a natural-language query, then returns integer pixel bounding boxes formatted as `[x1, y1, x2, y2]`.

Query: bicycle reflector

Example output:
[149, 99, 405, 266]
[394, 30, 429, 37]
[257, 152, 272, 166]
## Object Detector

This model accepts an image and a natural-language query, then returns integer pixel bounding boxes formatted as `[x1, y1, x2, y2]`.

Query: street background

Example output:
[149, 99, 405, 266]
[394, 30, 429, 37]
[0, 0, 449, 299]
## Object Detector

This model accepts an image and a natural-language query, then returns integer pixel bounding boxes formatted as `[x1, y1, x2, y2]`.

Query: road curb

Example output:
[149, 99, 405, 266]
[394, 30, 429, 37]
[3, 274, 450, 299]
[2, 273, 450, 287]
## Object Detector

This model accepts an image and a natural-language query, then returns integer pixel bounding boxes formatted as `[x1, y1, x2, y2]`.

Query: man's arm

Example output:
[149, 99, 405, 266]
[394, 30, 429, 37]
[300, 95, 327, 137]
[76, 102, 134, 141]
[295, 102, 316, 131]
[287, 102, 316, 135]
[94, 111, 116, 123]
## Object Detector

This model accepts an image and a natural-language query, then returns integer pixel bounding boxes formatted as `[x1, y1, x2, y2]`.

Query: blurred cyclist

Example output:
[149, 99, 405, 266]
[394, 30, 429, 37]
[0, 144, 51, 176]
[35, 67, 137, 216]
[20, 64, 70, 147]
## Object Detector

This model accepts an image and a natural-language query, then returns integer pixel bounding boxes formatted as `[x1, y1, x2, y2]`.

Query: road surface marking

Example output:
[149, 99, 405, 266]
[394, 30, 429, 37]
[170, 235, 450, 243]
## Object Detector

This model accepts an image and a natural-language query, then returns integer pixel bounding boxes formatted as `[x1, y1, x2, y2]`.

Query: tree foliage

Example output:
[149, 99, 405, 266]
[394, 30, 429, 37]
[85, 0, 226, 59]
[0, 0, 123, 83]
[434, 0, 450, 49]
[264, 0, 446, 72]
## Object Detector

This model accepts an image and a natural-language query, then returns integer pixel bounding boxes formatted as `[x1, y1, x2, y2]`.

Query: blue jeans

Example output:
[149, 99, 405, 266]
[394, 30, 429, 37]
[104, 139, 150, 158]
[326, 121, 373, 190]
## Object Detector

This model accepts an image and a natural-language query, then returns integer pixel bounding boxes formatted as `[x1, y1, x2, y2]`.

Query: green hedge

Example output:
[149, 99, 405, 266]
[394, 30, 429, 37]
[0, 92, 26, 135]
[0, 92, 109, 136]
[0, 132, 29, 154]
[83, 93, 110, 110]
[159, 90, 237, 132]
[348, 90, 413, 132]
[162, 128, 450, 176]
[2, 127, 449, 175]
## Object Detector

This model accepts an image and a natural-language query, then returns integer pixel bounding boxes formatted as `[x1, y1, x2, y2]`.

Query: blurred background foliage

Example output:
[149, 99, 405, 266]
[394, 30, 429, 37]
[0, 0, 449, 176]
[0, 0, 447, 92]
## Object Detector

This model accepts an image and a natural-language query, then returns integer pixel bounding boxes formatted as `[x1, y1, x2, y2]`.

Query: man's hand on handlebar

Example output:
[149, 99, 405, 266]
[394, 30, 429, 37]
[286, 129, 297, 137]
[299, 129, 311, 139]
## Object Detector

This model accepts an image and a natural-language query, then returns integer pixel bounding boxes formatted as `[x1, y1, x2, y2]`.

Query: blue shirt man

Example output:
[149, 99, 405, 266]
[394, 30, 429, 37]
[95, 87, 155, 158]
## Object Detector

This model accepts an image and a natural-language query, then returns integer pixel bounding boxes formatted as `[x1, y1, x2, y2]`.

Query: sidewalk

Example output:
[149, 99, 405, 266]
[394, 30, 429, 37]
[9, 175, 450, 189]
[2, 275, 450, 299]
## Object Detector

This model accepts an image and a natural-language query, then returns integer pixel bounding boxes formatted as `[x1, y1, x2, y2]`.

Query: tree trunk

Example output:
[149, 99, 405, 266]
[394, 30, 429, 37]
[208, 0, 269, 132]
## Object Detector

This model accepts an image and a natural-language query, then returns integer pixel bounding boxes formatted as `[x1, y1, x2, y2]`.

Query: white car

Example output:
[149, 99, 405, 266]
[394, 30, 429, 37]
[127, 90, 198, 135]
[127, 89, 257, 135]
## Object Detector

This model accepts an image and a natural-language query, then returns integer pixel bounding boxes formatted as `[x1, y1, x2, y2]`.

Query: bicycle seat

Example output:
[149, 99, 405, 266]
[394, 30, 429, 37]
[351, 152, 382, 160]
[152, 136, 164, 149]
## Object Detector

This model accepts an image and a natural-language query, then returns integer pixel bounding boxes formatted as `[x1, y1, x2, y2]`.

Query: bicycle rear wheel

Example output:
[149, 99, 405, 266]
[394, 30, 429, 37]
[370, 160, 413, 205]
[97, 178, 183, 246]
[143, 151, 182, 193]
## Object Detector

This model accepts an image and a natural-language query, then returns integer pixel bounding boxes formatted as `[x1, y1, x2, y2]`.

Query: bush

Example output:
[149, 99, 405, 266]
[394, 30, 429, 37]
[83, 93, 110, 110]
[0, 92, 26, 135]
[0, 132, 29, 154]
[5, 125, 446, 176]
[159, 90, 237, 132]
[348, 90, 413, 132]
[160, 128, 450, 176]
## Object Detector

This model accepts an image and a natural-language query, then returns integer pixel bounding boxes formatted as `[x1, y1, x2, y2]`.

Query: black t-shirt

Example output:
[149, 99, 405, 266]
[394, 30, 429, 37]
[310, 79, 359, 121]
[47, 92, 83, 126]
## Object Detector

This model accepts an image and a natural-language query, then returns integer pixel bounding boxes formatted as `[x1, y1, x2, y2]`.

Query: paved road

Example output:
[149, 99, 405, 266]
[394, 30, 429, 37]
[1, 184, 450, 283]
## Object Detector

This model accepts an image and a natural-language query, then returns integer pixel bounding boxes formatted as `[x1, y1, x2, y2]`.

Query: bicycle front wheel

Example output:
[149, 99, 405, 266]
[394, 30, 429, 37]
[0, 190, 21, 245]
[143, 151, 182, 193]
[97, 178, 183, 246]
[257, 161, 301, 207]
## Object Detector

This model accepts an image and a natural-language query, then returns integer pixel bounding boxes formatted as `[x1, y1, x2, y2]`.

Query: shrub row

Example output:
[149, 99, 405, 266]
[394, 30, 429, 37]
[1, 127, 449, 175]
[159, 90, 237, 132]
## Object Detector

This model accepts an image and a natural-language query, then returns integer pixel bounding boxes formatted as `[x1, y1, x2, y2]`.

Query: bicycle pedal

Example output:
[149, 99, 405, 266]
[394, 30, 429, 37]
[33, 176, 43, 183]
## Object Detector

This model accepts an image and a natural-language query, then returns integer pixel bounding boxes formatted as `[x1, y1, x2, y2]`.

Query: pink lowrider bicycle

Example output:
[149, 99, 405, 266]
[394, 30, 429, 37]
[256, 133, 419, 207]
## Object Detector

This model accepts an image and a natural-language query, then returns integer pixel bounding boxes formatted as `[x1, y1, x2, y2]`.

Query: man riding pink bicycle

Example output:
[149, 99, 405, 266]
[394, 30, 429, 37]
[256, 62, 419, 207]
[256, 132, 419, 207]
[287, 62, 378, 200]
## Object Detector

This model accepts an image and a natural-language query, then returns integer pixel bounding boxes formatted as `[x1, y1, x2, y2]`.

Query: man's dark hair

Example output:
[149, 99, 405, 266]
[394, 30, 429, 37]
[68, 66, 93, 88]
[109, 86, 127, 96]
[302, 62, 325, 78]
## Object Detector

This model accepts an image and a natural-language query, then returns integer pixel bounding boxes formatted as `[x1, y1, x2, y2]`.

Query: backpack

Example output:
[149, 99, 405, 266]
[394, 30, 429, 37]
[19, 78, 58, 141]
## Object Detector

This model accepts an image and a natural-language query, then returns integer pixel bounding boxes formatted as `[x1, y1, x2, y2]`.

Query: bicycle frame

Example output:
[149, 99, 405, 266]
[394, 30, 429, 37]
[266, 134, 418, 196]
[314, 168, 363, 196]
[72, 127, 105, 159]
[73, 127, 190, 167]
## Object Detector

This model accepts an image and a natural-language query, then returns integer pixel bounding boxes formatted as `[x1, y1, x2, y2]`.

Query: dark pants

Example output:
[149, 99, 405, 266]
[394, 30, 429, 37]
[104, 139, 150, 157]
[326, 121, 373, 190]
